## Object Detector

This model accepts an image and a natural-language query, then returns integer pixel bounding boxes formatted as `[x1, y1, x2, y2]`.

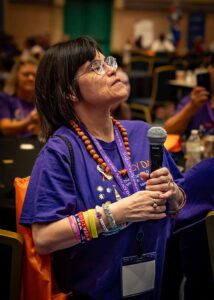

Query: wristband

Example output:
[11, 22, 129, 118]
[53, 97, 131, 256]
[95, 205, 109, 232]
[87, 209, 98, 238]
[68, 215, 81, 243]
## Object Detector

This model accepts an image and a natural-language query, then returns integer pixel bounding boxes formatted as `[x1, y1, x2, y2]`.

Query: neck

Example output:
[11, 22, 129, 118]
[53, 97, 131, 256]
[16, 89, 34, 102]
[74, 105, 114, 142]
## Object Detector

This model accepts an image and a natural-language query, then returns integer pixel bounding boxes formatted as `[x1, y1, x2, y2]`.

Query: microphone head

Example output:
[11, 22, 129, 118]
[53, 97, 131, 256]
[147, 126, 167, 145]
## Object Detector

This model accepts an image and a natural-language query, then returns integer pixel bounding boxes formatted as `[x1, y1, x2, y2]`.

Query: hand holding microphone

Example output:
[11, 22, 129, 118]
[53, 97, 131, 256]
[140, 126, 186, 216]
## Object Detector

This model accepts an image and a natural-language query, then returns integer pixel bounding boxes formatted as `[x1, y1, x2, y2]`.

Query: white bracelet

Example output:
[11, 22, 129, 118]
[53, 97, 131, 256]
[95, 205, 109, 232]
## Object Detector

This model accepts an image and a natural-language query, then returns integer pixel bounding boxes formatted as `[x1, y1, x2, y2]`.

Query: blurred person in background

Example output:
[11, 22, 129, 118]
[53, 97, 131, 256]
[0, 56, 40, 137]
[151, 33, 175, 53]
[164, 59, 214, 137]
[110, 68, 132, 120]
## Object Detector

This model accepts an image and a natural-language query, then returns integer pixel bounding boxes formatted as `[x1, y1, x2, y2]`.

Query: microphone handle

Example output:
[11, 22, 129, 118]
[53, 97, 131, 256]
[150, 144, 163, 173]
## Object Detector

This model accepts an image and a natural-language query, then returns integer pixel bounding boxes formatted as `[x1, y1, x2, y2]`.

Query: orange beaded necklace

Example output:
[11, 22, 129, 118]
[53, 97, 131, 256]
[70, 118, 131, 177]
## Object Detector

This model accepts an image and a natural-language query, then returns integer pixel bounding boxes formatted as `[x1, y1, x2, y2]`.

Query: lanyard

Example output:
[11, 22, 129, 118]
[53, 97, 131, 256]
[114, 126, 140, 193]
[87, 125, 139, 196]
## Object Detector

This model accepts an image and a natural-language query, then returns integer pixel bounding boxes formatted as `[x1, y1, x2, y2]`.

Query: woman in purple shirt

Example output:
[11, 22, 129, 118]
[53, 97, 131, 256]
[0, 56, 40, 137]
[20, 37, 185, 299]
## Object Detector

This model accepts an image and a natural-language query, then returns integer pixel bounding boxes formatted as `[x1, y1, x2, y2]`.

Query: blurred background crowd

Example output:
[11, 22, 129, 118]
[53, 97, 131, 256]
[1, 0, 214, 170]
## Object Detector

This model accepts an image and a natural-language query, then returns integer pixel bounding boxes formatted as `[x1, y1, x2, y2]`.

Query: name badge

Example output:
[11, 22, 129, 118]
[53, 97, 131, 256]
[121, 252, 156, 298]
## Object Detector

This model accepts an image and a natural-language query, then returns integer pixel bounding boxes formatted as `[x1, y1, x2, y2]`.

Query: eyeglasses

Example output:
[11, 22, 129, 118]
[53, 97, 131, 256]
[74, 56, 118, 80]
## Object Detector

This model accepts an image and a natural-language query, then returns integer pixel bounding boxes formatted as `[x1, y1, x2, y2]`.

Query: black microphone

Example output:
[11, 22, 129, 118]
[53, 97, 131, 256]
[147, 126, 167, 173]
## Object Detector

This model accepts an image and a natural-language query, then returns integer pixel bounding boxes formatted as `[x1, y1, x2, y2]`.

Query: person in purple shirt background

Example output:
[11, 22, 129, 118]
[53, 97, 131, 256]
[161, 158, 214, 300]
[0, 56, 40, 137]
[164, 60, 214, 137]
[20, 36, 186, 300]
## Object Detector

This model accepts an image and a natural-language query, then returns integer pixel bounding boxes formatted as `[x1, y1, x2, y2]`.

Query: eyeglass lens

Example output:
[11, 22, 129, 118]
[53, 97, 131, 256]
[91, 56, 117, 75]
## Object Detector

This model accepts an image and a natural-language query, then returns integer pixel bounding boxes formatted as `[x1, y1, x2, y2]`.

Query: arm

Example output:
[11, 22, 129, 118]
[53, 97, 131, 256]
[33, 168, 185, 255]
[32, 189, 167, 255]
[164, 87, 209, 134]
[0, 109, 40, 136]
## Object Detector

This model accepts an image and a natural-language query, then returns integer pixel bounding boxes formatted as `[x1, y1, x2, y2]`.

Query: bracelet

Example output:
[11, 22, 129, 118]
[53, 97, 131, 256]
[74, 214, 86, 243]
[167, 186, 187, 218]
[77, 212, 92, 241]
[95, 205, 109, 232]
[177, 187, 186, 210]
[87, 209, 98, 238]
[68, 215, 81, 243]
[102, 203, 120, 234]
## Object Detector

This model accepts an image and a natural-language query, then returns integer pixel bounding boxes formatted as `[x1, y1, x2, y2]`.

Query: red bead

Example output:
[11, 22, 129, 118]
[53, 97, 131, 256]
[105, 167, 111, 173]
[97, 158, 104, 164]
[84, 139, 91, 145]
[102, 162, 107, 168]
[122, 132, 128, 137]
[90, 149, 96, 155]
[93, 154, 99, 160]
[82, 135, 88, 141]
[120, 169, 127, 176]
[86, 145, 93, 151]
[77, 131, 84, 137]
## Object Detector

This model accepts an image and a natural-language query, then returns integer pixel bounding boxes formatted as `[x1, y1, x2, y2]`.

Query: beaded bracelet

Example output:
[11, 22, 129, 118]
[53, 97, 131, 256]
[68, 215, 81, 243]
[102, 203, 120, 234]
[95, 205, 109, 233]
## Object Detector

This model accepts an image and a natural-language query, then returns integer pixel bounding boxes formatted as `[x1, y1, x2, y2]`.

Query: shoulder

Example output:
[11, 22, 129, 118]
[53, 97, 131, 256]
[0, 92, 15, 103]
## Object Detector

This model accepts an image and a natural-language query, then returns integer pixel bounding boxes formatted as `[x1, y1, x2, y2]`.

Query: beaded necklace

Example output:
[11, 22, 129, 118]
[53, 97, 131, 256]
[70, 118, 131, 177]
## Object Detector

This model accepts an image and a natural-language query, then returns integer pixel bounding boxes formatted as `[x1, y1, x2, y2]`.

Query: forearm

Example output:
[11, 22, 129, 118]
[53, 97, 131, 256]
[0, 118, 32, 136]
[32, 190, 166, 254]
[32, 207, 109, 254]
[164, 102, 198, 134]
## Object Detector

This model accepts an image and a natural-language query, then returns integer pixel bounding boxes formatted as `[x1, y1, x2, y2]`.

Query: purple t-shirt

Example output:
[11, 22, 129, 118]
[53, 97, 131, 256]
[0, 92, 35, 136]
[175, 95, 214, 136]
[20, 120, 183, 300]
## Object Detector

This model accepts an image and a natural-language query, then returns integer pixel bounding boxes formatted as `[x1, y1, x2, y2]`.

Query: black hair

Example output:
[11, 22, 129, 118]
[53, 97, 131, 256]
[35, 36, 103, 141]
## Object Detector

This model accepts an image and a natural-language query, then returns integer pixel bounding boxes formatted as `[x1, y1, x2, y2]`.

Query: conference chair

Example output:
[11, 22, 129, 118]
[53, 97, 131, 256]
[206, 211, 214, 284]
[128, 55, 155, 73]
[130, 65, 176, 123]
[0, 228, 23, 300]
[0, 137, 43, 231]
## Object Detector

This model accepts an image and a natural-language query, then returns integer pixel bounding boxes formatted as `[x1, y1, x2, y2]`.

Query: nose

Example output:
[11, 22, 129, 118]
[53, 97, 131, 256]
[28, 74, 36, 81]
[105, 65, 117, 76]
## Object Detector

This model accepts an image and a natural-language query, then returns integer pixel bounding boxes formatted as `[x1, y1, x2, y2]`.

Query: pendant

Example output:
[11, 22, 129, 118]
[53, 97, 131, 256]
[97, 165, 113, 180]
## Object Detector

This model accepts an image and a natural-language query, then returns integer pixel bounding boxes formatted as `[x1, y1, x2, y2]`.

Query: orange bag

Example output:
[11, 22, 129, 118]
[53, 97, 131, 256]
[14, 176, 68, 300]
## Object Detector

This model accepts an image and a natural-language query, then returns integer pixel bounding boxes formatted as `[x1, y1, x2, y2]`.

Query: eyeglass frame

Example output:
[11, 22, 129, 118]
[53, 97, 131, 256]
[73, 56, 118, 81]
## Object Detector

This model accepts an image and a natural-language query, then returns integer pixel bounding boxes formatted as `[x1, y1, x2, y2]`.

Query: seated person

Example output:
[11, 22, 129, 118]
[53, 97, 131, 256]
[164, 63, 214, 137]
[0, 56, 40, 137]
[161, 158, 214, 300]
[110, 68, 132, 120]
[151, 33, 175, 53]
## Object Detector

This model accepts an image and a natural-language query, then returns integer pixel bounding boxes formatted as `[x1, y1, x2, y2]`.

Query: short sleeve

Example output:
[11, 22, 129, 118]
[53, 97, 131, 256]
[20, 138, 77, 225]
[0, 93, 12, 119]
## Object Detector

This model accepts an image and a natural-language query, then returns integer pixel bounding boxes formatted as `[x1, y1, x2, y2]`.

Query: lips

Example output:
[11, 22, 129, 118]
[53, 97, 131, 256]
[112, 78, 121, 86]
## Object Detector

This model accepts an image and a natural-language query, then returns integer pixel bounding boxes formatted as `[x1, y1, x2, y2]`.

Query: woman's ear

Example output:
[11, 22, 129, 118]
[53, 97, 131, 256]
[70, 90, 78, 102]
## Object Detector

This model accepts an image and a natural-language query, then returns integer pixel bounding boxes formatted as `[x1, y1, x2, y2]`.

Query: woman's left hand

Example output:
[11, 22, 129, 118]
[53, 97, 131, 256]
[140, 167, 184, 211]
